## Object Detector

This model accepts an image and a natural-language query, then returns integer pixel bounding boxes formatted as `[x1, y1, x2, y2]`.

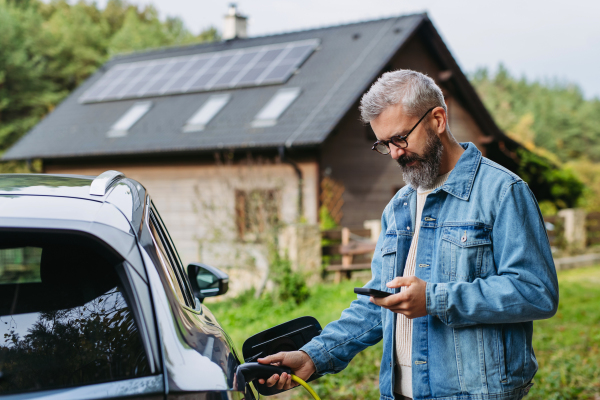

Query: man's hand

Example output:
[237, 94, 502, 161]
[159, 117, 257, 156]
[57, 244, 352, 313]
[370, 276, 428, 319]
[257, 350, 316, 390]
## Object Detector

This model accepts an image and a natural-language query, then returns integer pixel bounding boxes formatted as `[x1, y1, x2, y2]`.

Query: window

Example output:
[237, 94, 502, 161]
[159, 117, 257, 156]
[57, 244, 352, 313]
[107, 101, 152, 138]
[235, 189, 279, 241]
[148, 207, 194, 307]
[182, 94, 231, 132]
[251, 87, 301, 127]
[0, 234, 150, 395]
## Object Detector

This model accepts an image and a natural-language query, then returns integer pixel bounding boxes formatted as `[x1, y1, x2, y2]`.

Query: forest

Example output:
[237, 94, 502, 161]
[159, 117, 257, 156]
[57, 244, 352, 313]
[1, 0, 600, 214]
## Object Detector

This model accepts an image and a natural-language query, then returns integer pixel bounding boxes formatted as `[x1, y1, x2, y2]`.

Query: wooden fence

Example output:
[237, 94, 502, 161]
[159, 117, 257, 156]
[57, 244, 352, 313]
[586, 212, 600, 247]
[322, 227, 376, 282]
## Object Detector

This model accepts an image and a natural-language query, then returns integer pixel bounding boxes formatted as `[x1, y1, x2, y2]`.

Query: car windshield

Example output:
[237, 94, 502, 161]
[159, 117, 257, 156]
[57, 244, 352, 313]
[0, 232, 150, 395]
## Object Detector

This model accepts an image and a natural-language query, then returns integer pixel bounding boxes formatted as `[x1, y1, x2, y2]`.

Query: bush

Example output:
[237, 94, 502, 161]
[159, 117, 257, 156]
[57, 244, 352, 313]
[270, 253, 310, 305]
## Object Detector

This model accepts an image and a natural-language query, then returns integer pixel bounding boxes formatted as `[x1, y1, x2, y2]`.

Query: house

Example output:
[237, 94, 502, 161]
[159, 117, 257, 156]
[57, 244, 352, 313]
[3, 10, 520, 292]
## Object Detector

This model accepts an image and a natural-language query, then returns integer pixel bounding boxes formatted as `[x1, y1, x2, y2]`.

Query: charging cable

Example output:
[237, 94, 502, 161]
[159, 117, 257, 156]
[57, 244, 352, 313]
[236, 362, 321, 400]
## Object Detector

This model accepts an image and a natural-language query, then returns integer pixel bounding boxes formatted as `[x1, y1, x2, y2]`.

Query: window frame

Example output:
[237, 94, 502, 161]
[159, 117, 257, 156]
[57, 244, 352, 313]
[148, 206, 195, 307]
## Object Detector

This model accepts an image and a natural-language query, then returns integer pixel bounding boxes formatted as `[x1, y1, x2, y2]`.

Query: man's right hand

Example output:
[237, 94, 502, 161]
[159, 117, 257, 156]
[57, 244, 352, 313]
[257, 350, 316, 390]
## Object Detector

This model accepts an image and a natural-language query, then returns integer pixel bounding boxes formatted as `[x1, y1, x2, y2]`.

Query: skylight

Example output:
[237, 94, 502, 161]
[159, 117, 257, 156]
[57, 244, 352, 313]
[107, 101, 152, 138]
[182, 94, 231, 132]
[251, 88, 301, 128]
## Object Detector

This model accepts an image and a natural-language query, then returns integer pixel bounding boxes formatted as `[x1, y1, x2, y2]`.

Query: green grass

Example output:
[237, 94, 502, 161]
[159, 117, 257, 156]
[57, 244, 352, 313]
[529, 266, 600, 400]
[208, 266, 600, 400]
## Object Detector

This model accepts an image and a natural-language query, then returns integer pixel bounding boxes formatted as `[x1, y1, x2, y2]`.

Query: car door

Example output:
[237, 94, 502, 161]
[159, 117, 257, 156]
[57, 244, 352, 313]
[144, 202, 246, 399]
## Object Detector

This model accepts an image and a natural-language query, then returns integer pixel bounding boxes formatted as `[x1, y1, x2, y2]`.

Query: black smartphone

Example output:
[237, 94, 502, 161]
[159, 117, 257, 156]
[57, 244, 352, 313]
[354, 287, 391, 298]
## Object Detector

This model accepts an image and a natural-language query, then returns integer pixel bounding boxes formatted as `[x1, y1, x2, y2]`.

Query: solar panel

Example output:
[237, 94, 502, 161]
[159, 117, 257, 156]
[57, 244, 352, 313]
[79, 39, 319, 103]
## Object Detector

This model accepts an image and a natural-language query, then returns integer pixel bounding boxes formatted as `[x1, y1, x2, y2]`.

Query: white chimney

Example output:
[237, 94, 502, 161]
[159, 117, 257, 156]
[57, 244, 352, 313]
[223, 4, 248, 40]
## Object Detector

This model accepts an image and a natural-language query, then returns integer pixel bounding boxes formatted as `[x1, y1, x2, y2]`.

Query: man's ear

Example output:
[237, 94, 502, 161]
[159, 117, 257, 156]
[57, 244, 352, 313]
[431, 107, 447, 134]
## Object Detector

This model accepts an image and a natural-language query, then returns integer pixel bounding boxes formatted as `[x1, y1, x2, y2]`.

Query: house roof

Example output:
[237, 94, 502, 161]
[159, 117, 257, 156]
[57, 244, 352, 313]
[3, 13, 508, 161]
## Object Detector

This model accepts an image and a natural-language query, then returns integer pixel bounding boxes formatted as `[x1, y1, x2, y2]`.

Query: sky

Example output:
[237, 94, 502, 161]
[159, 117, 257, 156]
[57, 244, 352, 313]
[98, 0, 600, 99]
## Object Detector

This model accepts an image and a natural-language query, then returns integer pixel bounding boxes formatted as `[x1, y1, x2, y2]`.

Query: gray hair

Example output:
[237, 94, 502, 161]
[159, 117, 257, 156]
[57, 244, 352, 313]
[359, 69, 446, 123]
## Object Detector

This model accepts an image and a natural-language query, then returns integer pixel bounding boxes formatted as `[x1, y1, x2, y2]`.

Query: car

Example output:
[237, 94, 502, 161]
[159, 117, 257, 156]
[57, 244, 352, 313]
[0, 171, 256, 400]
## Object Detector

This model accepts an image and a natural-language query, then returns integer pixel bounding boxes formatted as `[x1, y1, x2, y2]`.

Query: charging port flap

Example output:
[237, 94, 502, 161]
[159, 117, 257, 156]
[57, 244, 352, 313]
[242, 316, 322, 396]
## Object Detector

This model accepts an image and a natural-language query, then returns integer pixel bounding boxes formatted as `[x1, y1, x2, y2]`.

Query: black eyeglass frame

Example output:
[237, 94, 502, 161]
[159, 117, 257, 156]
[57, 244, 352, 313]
[371, 107, 436, 155]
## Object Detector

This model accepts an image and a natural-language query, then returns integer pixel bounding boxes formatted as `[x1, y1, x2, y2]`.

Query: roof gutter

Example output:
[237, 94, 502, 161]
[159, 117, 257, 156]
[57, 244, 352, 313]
[278, 146, 303, 220]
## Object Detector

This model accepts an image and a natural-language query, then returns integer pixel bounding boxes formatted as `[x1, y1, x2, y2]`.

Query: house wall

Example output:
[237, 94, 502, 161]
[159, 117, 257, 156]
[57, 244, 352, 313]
[45, 159, 319, 295]
[320, 33, 488, 228]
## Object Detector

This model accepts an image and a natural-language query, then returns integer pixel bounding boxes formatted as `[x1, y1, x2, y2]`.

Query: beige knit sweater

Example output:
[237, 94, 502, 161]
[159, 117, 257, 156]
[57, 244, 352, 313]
[394, 171, 452, 397]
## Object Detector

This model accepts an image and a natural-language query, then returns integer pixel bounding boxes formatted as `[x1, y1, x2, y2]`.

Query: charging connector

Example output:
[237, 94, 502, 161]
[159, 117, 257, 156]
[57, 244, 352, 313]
[235, 362, 321, 400]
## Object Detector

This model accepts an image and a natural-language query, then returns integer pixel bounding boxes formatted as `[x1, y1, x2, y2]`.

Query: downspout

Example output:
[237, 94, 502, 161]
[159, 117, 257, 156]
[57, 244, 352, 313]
[278, 146, 303, 220]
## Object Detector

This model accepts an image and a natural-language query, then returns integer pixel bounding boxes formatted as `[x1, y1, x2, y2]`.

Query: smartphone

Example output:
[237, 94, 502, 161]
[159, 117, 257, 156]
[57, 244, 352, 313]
[354, 287, 392, 298]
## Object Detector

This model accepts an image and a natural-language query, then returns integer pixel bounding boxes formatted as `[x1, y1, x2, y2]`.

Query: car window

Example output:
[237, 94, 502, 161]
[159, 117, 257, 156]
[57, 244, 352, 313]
[0, 238, 151, 395]
[148, 209, 194, 307]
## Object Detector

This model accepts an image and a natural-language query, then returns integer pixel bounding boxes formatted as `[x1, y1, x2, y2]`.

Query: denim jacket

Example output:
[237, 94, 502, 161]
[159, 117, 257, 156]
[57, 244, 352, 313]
[301, 143, 559, 400]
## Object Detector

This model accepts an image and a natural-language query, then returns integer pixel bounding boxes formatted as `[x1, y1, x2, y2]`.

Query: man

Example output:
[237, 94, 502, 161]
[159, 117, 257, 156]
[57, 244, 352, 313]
[258, 70, 559, 400]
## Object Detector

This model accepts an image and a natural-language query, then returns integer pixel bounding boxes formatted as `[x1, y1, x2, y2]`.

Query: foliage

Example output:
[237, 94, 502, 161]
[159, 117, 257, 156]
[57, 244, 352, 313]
[471, 64, 600, 163]
[270, 252, 310, 305]
[564, 158, 600, 213]
[516, 148, 584, 210]
[319, 205, 338, 231]
[0, 0, 219, 161]
[470, 65, 600, 211]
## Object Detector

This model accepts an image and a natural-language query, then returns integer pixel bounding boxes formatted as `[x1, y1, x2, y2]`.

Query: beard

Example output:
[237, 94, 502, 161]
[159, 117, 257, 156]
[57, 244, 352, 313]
[396, 127, 444, 189]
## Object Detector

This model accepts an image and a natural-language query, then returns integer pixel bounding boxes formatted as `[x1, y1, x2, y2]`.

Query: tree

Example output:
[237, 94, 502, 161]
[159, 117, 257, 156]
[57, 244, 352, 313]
[0, 0, 219, 165]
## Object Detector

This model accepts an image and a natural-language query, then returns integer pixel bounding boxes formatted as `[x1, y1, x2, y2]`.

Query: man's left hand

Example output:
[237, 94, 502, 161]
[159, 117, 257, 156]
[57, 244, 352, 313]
[370, 276, 428, 319]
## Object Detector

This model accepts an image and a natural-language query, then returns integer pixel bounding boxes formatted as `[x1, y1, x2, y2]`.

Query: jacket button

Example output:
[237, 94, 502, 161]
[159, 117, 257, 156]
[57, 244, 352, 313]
[407, 226, 410, 230]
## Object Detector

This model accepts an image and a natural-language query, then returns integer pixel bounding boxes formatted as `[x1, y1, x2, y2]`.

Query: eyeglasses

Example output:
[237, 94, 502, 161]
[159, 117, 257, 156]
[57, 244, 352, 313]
[371, 107, 435, 155]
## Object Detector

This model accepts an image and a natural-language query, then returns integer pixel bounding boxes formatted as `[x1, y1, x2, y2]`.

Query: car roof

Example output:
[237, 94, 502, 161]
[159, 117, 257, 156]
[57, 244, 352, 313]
[0, 171, 147, 234]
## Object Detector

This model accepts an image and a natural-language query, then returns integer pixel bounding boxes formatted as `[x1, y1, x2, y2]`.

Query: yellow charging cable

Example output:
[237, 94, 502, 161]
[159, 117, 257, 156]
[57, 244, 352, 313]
[291, 375, 321, 400]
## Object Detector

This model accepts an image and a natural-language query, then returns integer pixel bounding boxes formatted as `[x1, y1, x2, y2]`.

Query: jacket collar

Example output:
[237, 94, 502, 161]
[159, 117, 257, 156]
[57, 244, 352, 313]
[397, 142, 481, 201]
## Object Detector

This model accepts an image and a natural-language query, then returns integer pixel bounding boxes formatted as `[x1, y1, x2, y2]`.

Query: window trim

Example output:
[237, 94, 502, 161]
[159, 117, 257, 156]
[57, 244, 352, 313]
[148, 208, 194, 307]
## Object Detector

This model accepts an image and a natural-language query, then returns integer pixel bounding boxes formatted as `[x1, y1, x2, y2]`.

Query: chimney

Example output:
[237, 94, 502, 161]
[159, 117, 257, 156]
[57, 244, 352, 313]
[223, 4, 248, 40]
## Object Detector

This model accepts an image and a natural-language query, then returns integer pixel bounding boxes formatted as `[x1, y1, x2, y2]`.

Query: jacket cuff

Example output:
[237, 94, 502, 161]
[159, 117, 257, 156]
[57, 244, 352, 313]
[299, 339, 332, 375]
[426, 282, 448, 324]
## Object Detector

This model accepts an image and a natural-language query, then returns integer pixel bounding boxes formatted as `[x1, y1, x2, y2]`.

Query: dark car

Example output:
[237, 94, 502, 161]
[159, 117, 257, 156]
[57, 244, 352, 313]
[0, 171, 256, 400]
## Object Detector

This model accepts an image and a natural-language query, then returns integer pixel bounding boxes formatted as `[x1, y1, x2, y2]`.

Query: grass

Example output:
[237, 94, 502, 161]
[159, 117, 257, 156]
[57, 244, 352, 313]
[208, 266, 600, 400]
[529, 266, 600, 400]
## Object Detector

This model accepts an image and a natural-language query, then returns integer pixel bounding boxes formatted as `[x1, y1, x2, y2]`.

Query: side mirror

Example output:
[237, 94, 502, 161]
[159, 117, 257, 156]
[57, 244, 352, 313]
[187, 263, 229, 301]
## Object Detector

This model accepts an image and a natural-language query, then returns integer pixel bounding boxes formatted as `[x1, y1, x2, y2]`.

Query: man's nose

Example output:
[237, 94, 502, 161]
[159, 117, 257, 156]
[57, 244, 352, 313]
[390, 145, 406, 160]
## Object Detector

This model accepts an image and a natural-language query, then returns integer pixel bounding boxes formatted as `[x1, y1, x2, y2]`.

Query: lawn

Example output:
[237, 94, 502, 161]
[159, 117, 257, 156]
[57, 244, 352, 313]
[208, 266, 600, 400]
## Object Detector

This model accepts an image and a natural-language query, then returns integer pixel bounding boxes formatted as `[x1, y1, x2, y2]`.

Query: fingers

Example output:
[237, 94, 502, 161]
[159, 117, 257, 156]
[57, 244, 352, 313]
[261, 373, 295, 390]
[386, 276, 417, 288]
[370, 292, 407, 307]
[257, 352, 285, 365]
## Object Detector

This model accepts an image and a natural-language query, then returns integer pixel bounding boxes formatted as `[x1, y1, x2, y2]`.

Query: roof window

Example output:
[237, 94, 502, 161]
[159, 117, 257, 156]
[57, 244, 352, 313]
[182, 94, 231, 132]
[107, 101, 152, 138]
[251, 87, 301, 127]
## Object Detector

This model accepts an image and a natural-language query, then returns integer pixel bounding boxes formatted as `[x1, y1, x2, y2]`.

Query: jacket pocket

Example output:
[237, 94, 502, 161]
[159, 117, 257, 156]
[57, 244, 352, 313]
[496, 326, 510, 385]
[441, 224, 492, 282]
[380, 235, 397, 291]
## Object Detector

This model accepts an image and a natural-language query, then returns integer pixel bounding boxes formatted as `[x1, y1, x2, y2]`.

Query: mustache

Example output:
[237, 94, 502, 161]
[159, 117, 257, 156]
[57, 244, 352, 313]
[396, 152, 427, 168]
